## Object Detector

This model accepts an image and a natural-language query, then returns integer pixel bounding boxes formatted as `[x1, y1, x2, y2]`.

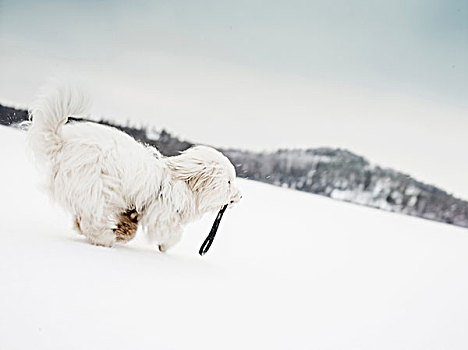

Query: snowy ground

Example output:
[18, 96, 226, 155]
[1, 125, 468, 349]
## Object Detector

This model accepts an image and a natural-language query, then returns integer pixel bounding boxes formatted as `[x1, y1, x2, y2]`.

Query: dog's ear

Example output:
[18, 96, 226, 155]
[166, 149, 219, 192]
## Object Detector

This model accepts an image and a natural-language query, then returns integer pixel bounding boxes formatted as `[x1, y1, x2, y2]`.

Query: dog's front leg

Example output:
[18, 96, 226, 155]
[154, 224, 183, 253]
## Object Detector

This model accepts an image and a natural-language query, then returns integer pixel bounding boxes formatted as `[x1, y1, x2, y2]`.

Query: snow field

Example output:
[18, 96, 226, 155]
[1, 126, 467, 349]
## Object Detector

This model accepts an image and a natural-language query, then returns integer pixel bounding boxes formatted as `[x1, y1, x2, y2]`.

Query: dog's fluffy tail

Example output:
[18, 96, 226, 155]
[28, 81, 90, 163]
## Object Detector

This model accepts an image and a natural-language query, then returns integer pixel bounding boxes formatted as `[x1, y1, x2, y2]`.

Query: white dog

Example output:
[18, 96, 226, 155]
[28, 82, 241, 252]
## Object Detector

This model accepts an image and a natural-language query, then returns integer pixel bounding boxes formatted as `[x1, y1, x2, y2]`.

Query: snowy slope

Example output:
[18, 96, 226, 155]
[1, 125, 468, 350]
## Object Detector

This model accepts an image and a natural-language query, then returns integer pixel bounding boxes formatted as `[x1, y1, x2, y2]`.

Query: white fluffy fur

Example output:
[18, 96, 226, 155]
[28, 82, 241, 251]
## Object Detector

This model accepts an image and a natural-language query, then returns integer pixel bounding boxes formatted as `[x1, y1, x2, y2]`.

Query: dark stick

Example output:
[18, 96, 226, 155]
[199, 204, 228, 256]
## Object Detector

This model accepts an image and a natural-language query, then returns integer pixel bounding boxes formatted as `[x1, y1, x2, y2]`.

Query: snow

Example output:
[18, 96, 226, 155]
[145, 128, 161, 141]
[1, 125, 468, 349]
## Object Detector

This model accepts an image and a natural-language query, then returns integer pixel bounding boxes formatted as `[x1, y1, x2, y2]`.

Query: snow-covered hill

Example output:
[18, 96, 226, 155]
[1, 125, 468, 350]
[3, 104, 467, 230]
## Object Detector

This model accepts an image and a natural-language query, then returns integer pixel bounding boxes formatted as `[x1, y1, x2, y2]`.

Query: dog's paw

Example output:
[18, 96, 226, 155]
[87, 236, 115, 248]
[90, 241, 114, 248]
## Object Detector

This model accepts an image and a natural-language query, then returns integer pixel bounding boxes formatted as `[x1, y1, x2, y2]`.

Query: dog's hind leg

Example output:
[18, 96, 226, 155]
[79, 217, 116, 247]
[74, 217, 84, 235]
[114, 208, 140, 243]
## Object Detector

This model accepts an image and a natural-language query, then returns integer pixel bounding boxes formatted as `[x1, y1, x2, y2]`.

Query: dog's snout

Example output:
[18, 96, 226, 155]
[229, 188, 242, 206]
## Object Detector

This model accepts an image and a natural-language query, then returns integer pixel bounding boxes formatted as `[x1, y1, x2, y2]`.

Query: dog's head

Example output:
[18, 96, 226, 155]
[166, 146, 241, 213]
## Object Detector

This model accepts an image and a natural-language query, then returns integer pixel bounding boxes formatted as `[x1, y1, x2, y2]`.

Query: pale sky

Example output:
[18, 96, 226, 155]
[1, 0, 467, 106]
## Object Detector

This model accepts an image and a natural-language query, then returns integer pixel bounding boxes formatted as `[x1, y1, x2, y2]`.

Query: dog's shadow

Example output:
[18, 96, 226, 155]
[66, 235, 219, 271]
